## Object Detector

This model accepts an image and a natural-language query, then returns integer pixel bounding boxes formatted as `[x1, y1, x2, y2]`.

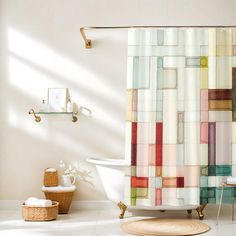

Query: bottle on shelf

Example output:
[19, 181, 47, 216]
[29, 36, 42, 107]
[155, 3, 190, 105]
[39, 99, 50, 112]
[66, 98, 74, 112]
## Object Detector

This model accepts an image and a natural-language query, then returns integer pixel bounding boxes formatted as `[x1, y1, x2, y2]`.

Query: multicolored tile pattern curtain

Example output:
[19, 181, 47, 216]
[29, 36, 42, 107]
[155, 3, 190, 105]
[124, 27, 236, 207]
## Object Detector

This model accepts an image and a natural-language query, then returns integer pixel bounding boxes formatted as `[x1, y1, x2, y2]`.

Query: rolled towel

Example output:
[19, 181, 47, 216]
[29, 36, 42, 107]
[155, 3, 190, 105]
[36, 199, 52, 207]
[25, 197, 38, 202]
[25, 197, 52, 207]
[227, 177, 236, 184]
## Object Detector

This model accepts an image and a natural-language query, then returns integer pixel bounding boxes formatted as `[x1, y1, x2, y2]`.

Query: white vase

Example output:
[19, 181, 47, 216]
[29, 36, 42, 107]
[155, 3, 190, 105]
[61, 174, 76, 187]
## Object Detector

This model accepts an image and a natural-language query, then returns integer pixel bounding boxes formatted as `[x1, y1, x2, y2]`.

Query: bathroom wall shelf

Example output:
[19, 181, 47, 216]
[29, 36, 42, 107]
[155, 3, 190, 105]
[28, 109, 78, 123]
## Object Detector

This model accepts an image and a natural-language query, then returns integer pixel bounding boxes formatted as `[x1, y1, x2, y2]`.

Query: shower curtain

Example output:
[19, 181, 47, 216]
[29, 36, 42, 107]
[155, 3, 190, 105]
[124, 27, 236, 207]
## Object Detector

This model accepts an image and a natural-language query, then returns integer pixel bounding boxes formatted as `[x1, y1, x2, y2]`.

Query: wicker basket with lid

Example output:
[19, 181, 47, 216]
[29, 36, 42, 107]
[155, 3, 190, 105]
[43, 168, 58, 187]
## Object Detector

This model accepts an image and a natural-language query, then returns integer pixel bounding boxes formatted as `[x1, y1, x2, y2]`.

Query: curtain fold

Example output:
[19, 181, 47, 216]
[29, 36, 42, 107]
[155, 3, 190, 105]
[125, 27, 236, 207]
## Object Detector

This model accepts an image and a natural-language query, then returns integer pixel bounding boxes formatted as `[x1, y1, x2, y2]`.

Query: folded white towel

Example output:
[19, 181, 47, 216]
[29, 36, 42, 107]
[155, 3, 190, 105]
[42, 185, 76, 192]
[227, 177, 236, 184]
[25, 197, 52, 207]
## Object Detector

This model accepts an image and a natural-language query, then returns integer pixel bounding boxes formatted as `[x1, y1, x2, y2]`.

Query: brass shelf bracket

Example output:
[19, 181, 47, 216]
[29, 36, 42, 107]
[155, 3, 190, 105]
[28, 109, 41, 122]
[72, 113, 78, 122]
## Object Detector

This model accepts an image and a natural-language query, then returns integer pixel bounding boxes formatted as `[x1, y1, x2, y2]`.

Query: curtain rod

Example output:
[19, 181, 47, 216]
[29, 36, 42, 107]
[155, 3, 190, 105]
[80, 26, 236, 48]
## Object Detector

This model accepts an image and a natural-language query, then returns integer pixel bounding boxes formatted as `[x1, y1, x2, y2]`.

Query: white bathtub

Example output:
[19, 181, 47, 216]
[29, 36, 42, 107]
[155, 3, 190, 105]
[86, 157, 199, 211]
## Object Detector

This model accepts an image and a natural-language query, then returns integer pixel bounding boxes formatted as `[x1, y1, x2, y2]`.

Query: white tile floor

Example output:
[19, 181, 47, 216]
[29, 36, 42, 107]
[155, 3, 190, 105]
[0, 205, 236, 236]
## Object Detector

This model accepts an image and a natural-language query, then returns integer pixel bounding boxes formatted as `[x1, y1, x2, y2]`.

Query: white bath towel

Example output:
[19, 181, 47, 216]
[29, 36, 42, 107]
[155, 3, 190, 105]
[227, 177, 236, 185]
[25, 197, 52, 207]
[42, 185, 76, 192]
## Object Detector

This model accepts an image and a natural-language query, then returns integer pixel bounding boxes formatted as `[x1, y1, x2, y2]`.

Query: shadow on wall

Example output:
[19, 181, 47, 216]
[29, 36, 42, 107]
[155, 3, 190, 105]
[0, 27, 127, 200]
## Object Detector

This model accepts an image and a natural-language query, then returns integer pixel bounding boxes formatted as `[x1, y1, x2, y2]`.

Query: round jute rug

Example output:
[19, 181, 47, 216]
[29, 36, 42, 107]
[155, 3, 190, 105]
[121, 218, 210, 236]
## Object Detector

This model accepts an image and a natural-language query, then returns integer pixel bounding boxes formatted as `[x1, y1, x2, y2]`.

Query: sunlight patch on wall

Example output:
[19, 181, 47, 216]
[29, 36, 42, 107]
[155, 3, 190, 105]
[8, 105, 109, 156]
[7, 28, 124, 134]
[7, 28, 122, 103]
[65, 88, 124, 132]
[8, 106, 95, 154]
[8, 56, 61, 100]
[51, 130, 91, 155]
[8, 106, 49, 141]
[8, 56, 123, 134]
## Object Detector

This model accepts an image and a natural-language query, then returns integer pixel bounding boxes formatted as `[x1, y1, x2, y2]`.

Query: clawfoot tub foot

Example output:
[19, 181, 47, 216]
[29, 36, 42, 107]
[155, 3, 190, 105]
[187, 209, 192, 215]
[196, 204, 207, 220]
[117, 201, 127, 219]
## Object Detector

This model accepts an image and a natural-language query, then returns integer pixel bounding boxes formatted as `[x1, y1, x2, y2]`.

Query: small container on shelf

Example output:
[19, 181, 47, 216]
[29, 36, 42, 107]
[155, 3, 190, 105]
[39, 99, 50, 112]
[44, 168, 59, 187]
[66, 98, 74, 112]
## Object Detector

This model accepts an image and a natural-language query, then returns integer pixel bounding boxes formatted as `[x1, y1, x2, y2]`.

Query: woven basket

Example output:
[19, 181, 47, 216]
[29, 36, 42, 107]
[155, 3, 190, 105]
[44, 168, 58, 187]
[22, 201, 59, 221]
[43, 191, 74, 214]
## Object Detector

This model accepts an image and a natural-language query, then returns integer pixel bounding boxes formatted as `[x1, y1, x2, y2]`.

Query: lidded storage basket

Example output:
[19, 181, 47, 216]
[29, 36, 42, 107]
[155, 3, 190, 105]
[22, 201, 59, 221]
[42, 185, 76, 214]
[43, 191, 74, 214]
[44, 168, 58, 187]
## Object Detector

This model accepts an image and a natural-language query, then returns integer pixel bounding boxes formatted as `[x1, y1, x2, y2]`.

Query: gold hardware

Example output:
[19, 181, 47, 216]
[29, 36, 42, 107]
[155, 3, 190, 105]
[80, 28, 92, 48]
[85, 40, 91, 49]
[187, 209, 192, 215]
[80, 26, 236, 49]
[117, 201, 127, 219]
[35, 116, 41, 122]
[72, 113, 78, 122]
[28, 109, 78, 123]
[196, 204, 207, 220]
[28, 109, 41, 122]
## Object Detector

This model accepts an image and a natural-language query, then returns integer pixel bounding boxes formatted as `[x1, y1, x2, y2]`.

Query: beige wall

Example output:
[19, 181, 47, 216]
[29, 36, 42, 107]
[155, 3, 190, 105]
[0, 0, 236, 200]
